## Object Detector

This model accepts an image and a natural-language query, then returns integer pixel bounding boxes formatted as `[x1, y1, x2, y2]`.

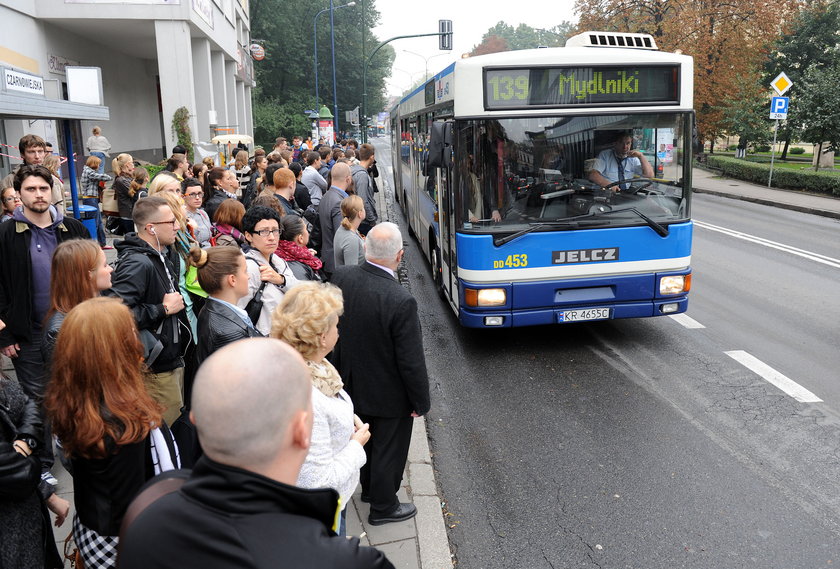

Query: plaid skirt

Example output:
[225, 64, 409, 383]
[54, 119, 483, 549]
[73, 513, 118, 569]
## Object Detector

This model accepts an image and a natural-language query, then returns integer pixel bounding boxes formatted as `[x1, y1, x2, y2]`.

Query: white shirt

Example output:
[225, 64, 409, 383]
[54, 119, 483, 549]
[591, 148, 644, 184]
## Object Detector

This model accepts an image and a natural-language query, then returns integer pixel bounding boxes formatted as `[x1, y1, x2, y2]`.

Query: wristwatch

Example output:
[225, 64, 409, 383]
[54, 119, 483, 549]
[18, 436, 38, 451]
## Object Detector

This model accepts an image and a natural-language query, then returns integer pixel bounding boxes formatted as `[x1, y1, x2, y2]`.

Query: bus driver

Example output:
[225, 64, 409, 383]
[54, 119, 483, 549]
[587, 132, 653, 191]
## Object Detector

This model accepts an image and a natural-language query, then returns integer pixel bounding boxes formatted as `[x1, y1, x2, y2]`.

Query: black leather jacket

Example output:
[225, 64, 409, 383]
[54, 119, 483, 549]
[195, 298, 263, 367]
[0, 377, 43, 500]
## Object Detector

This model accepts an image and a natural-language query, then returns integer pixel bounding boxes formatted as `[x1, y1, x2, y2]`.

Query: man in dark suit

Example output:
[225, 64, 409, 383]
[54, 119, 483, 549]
[318, 161, 352, 279]
[331, 222, 430, 525]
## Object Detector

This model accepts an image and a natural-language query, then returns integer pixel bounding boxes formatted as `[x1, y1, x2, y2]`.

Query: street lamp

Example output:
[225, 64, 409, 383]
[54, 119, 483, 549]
[313, 1, 355, 138]
[401, 49, 450, 81]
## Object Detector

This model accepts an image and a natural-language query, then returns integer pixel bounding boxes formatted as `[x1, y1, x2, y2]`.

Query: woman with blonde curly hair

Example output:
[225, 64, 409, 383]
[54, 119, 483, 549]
[44, 297, 179, 568]
[271, 282, 369, 536]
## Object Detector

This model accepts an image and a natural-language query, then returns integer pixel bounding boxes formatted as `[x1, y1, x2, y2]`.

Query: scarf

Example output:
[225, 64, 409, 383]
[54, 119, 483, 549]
[275, 239, 323, 270]
[306, 359, 343, 397]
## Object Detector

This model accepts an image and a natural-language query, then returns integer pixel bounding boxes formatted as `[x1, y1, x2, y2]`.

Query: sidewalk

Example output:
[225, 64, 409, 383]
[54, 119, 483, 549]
[366, 173, 453, 569]
[692, 166, 840, 220]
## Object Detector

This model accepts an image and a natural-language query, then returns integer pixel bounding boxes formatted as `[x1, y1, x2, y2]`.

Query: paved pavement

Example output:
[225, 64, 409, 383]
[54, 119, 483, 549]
[692, 166, 840, 219]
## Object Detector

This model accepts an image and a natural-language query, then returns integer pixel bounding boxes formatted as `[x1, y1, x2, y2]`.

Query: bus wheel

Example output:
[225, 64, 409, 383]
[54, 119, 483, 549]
[430, 242, 444, 298]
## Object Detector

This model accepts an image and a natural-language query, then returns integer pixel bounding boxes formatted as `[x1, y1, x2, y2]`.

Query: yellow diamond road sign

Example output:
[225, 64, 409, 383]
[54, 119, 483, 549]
[771, 72, 792, 96]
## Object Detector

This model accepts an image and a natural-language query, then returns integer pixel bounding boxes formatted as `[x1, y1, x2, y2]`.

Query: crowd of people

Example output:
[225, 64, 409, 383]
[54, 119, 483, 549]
[0, 131, 429, 569]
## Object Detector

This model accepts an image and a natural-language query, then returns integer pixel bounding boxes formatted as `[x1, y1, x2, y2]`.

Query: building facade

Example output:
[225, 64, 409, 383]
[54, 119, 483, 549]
[0, 0, 253, 176]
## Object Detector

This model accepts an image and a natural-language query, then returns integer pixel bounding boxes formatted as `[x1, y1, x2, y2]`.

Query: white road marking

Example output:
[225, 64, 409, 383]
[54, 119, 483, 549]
[725, 350, 822, 403]
[694, 220, 840, 269]
[668, 313, 706, 329]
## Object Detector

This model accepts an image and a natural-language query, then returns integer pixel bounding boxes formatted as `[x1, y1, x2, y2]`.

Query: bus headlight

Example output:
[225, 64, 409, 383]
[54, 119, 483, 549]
[659, 274, 691, 295]
[464, 288, 507, 307]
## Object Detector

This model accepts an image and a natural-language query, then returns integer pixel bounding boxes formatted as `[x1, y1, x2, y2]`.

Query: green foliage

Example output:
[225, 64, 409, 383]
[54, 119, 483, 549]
[754, 145, 771, 153]
[472, 21, 575, 54]
[763, 2, 840, 146]
[790, 147, 805, 154]
[249, 0, 394, 142]
[252, 98, 313, 148]
[171, 107, 193, 162]
[717, 75, 771, 150]
[143, 164, 165, 180]
[796, 60, 840, 170]
[706, 155, 840, 195]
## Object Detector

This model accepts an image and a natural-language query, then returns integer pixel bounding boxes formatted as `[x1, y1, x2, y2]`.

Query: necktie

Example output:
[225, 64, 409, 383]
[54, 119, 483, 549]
[616, 153, 627, 191]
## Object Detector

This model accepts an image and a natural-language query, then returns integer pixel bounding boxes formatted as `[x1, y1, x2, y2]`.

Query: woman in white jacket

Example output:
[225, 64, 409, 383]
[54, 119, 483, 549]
[271, 281, 370, 537]
[237, 206, 298, 334]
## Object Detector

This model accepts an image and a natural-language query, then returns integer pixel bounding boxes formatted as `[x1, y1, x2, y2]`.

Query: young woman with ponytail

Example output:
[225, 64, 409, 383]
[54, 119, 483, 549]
[333, 194, 366, 267]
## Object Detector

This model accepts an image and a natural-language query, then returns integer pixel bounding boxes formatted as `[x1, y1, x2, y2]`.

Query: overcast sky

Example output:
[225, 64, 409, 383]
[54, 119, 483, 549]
[372, 1, 578, 97]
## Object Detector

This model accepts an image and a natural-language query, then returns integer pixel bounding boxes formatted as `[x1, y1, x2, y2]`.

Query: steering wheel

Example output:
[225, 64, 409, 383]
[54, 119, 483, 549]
[603, 178, 654, 195]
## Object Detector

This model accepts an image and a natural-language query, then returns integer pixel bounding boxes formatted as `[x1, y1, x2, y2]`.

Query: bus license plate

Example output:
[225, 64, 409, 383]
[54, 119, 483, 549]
[558, 307, 611, 323]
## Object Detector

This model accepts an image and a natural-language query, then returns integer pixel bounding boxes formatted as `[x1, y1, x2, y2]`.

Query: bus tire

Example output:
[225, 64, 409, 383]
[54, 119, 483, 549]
[430, 240, 445, 299]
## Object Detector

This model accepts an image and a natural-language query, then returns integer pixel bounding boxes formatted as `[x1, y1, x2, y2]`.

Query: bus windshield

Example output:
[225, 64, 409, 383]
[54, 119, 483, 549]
[454, 112, 692, 232]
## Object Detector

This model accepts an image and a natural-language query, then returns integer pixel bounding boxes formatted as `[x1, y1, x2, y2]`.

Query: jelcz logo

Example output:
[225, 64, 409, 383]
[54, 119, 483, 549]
[552, 247, 619, 264]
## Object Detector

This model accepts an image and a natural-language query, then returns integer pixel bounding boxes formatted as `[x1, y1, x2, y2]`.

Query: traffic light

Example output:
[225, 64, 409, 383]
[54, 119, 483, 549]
[439, 20, 453, 51]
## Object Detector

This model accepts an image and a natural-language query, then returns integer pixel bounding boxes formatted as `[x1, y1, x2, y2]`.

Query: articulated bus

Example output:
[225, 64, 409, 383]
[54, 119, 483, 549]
[390, 31, 694, 328]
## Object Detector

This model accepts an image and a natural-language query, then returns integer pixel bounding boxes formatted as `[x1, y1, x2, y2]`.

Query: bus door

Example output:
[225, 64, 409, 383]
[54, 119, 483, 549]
[436, 163, 456, 306]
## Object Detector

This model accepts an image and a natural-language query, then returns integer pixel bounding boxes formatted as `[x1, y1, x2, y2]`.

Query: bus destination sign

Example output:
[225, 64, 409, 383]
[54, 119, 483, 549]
[484, 65, 679, 110]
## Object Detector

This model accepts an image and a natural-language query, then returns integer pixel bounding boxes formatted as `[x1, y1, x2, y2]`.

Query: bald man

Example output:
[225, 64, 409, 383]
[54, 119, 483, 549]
[319, 161, 353, 277]
[119, 338, 394, 569]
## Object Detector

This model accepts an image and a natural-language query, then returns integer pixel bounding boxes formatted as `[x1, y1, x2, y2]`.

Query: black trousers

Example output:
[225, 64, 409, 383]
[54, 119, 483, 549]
[12, 332, 54, 472]
[358, 413, 413, 515]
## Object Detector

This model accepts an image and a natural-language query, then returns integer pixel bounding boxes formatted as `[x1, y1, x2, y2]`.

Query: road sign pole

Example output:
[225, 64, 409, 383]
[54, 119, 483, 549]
[768, 119, 779, 188]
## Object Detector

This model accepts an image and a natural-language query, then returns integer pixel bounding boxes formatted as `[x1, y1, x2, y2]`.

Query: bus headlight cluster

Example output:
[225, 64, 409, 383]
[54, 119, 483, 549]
[464, 288, 507, 307]
[659, 274, 691, 295]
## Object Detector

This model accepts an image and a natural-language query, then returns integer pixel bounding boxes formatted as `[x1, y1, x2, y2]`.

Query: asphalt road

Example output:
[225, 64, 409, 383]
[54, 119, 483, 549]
[373, 139, 840, 568]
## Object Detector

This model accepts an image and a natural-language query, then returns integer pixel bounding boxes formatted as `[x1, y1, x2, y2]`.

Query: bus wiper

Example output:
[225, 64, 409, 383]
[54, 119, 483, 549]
[592, 207, 670, 237]
[494, 221, 577, 246]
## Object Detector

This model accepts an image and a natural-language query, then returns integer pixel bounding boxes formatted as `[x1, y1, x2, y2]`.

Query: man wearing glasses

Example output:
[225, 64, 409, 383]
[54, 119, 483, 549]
[107, 196, 188, 425]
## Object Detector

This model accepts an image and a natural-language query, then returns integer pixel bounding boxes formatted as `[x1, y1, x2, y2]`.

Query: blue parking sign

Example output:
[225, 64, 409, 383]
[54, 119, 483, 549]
[770, 97, 789, 119]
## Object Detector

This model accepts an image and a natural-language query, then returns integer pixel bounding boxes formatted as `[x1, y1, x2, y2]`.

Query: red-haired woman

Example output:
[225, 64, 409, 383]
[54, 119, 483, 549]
[42, 239, 113, 367]
[44, 297, 180, 569]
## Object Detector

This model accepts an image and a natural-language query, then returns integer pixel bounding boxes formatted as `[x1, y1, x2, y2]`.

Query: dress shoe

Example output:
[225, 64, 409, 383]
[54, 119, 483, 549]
[368, 502, 417, 525]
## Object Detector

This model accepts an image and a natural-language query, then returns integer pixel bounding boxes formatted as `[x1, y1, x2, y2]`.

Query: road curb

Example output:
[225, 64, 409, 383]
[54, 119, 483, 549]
[692, 187, 840, 221]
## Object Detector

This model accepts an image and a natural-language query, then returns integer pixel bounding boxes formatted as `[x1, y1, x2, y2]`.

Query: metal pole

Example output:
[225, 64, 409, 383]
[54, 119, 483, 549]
[313, 10, 323, 139]
[362, 32, 447, 144]
[330, 0, 339, 141]
[62, 120, 81, 217]
[768, 119, 779, 188]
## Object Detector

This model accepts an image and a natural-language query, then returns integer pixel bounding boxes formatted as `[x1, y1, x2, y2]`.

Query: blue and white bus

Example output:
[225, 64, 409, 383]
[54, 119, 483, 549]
[390, 31, 694, 328]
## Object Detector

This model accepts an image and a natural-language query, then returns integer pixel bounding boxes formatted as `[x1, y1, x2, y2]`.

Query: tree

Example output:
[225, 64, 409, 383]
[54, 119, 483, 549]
[469, 21, 575, 55]
[574, 0, 799, 152]
[796, 60, 840, 171]
[763, 1, 840, 158]
[249, 0, 393, 146]
[718, 74, 772, 157]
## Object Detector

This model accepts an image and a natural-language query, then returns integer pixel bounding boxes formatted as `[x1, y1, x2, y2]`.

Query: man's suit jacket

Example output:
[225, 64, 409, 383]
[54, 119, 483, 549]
[330, 262, 430, 418]
[318, 187, 345, 274]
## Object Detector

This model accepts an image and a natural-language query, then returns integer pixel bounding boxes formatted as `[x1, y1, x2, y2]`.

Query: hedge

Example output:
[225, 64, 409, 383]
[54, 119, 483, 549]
[142, 164, 165, 181]
[705, 155, 840, 196]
